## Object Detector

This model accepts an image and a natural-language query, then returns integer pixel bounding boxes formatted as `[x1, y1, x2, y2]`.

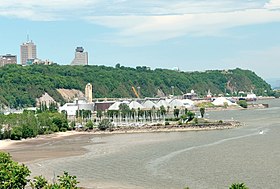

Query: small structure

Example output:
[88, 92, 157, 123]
[71, 47, 88, 66]
[169, 99, 194, 109]
[212, 97, 236, 106]
[85, 83, 93, 103]
[246, 93, 257, 101]
[36, 92, 56, 107]
[59, 98, 94, 120]
[183, 90, 197, 99]
[95, 101, 115, 111]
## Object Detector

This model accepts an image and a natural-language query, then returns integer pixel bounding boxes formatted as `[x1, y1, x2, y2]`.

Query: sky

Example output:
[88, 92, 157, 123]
[0, 0, 280, 79]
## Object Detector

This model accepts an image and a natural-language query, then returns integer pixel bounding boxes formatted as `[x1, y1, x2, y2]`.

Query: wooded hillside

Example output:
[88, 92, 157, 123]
[0, 64, 273, 108]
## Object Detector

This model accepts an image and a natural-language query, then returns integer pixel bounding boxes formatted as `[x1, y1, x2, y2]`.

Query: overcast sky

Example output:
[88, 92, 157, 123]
[0, 0, 280, 79]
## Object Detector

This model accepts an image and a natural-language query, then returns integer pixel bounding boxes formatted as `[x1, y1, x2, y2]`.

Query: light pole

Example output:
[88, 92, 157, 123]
[171, 86, 174, 96]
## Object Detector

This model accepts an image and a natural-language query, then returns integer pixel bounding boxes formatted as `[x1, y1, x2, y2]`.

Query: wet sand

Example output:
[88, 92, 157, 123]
[0, 131, 90, 162]
[0, 121, 239, 163]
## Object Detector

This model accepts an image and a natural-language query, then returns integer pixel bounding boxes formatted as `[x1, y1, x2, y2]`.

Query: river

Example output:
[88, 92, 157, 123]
[21, 99, 280, 188]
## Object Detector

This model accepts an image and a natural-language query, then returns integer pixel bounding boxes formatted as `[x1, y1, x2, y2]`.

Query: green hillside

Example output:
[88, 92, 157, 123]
[0, 64, 274, 108]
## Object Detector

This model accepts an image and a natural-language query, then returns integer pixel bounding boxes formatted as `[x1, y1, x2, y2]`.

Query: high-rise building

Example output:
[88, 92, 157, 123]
[85, 83, 93, 103]
[20, 40, 37, 65]
[71, 47, 88, 65]
[0, 54, 17, 67]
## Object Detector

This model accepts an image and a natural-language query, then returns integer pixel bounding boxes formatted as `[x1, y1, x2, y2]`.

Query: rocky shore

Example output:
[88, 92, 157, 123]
[89, 120, 242, 135]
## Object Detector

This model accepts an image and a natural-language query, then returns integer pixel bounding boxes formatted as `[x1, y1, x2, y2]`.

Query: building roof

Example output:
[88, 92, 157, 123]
[156, 99, 170, 108]
[169, 99, 194, 109]
[129, 101, 144, 110]
[142, 100, 159, 110]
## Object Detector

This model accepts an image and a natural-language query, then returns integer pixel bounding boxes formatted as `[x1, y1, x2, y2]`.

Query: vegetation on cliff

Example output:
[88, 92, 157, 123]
[0, 64, 274, 108]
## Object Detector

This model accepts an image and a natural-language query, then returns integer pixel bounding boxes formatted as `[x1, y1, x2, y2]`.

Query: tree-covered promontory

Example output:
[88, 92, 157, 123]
[0, 64, 274, 108]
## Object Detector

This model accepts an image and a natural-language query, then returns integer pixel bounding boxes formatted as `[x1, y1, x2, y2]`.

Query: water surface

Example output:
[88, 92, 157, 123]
[22, 99, 280, 188]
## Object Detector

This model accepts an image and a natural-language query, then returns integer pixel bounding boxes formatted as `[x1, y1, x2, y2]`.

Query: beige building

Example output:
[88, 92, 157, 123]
[20, 40, 37, 65]
[0, 54, 17, 67]
[71, 47, 88, 65]
[85, 83, 93, 102]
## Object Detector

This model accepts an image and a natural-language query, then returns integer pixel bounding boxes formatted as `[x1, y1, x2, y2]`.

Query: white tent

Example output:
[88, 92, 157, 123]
[129, 101, 144, 110]
[143, 100, 159, 110]
[212, 97, 236, 106]
[108, 102, 122, 110]
[170, 99, 194, 109]
[157, 99, 170, 108]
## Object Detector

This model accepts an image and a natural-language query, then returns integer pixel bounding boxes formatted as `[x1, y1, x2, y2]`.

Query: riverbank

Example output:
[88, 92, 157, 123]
[0, 131, 86, 150]
[0, 121, 241, 152]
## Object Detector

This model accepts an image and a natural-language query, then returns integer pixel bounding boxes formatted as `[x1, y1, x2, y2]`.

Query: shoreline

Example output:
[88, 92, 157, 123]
[0, 121, 241, 151]
[0, 100, 270, 151]
[0, 130, 86, 150]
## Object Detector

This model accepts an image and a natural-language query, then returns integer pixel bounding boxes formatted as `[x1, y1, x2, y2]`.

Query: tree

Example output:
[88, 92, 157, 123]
[0, 152, 31, 189]
[85, 120, 94, 130]
[119, 103, 130, 119]
[31, 175, 48, 189]
[96, 110, 103, 119]
[98, 119, 113, 131]
[187, 111, 195, 122]
[229, 183, 249, 189]
[57, 171, 79, 189]
[174, 108, 180, 118]
[160, 105, 166, 117]
[200, 107, 205, 118]
[1, 152, 80, 189]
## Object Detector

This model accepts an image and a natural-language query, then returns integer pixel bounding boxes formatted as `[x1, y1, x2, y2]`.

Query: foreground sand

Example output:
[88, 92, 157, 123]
[0, 121, 240, 162]
[0, 131, 85, 150]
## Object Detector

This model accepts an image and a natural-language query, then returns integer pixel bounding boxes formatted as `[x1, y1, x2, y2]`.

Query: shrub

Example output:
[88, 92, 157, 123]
[238, 100, 248, 108]
[229, 183, 249, 189]
[85, 120, 94, 130]
[98, 119, 113, 131]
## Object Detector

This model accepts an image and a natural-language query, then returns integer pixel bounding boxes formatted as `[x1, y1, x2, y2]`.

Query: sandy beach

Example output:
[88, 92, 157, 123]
[0, 131, 92, 162]
[0, 121, 240, 163]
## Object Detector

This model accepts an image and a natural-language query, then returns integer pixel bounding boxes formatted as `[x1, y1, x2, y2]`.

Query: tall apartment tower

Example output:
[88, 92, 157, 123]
[20, 40, 37, 65]
[85, 83, 93, 103]
[71, 47, 88, 65]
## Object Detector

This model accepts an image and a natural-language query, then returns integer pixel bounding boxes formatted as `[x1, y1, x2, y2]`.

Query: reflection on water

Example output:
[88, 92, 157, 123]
[27, 99, 280, 189]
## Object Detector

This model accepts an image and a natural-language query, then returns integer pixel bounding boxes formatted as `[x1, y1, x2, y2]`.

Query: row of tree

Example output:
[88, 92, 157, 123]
[0, 110, 69, 140]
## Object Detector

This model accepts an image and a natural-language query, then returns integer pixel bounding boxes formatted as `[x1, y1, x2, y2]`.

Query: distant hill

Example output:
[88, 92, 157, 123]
[0, 64, 274, 108]
[266, 78, 280, 89]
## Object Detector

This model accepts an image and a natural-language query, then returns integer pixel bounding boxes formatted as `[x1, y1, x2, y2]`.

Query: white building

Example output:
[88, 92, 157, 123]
[59, 98, 94, 120]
